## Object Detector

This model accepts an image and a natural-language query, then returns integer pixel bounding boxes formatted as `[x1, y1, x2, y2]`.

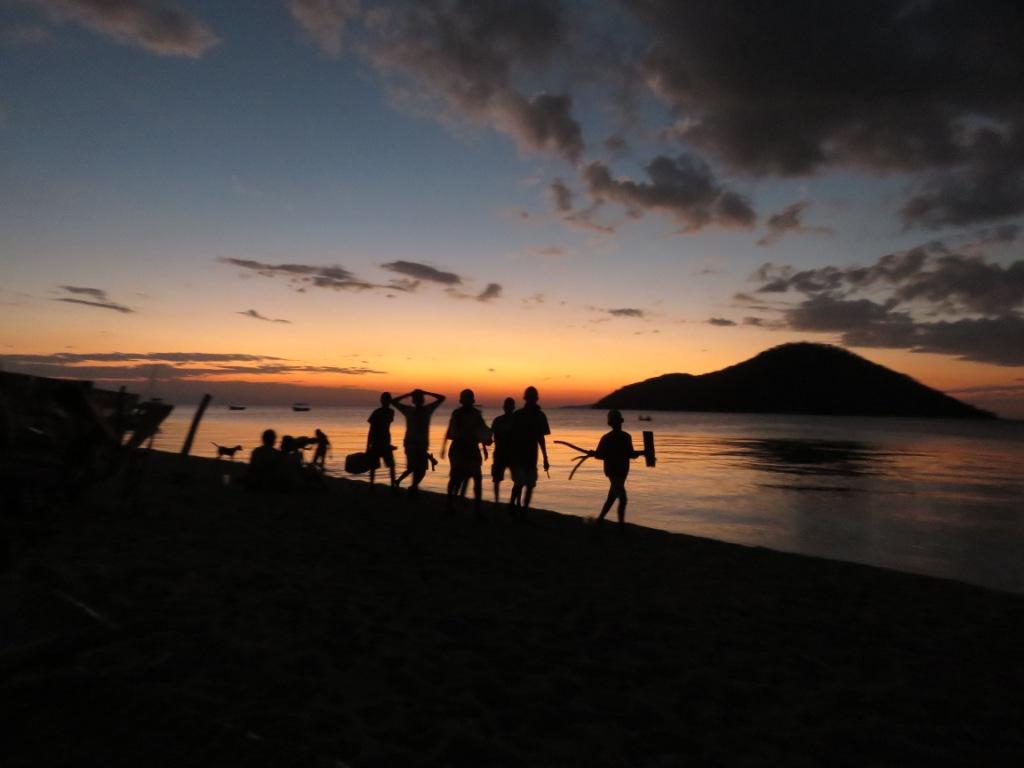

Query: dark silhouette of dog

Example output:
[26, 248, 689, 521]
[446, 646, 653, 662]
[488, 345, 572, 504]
[212, 442, 243, 460]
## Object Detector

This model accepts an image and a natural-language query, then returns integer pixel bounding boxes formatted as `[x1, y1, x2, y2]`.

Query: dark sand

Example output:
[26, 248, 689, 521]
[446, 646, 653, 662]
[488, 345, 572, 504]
[4, 450, 1024, 767]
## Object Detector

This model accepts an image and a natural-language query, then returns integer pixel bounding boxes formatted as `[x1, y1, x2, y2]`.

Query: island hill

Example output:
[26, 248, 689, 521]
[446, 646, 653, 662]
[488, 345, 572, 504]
[594, 343, 995, 419]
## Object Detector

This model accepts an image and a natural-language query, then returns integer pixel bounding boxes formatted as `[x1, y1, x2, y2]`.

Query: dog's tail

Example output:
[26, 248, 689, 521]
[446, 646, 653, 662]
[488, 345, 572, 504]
[211, 441, 223, 449]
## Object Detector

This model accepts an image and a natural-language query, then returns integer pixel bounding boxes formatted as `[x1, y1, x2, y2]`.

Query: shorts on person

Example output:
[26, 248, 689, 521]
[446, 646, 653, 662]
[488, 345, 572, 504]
[449, 442, 482, 482]
[367, 443, 395, 469]
[511, 463, 538, 488]
[405, 442, 429, 474]
[491, 457, 509, 483]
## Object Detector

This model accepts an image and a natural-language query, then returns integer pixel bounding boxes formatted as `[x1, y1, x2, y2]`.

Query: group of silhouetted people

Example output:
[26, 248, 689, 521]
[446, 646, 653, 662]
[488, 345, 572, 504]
[242, 427, 331, 491]
[242, 387, 645, 527]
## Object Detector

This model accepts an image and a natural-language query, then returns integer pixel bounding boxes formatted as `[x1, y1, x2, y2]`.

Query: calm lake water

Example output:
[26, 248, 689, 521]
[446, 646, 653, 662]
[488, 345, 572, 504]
[154, 405, 1024, 594]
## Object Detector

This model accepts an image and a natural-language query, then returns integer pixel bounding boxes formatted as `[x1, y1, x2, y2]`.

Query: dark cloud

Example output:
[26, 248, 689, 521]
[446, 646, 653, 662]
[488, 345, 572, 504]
[55, 285, 133, 313]
[288, 0, 360, 57]
[742, 317, 765, 326]
[22, 0, 219, 58]
[755, 246, 1024, 317]
[608, 307, 644, 318]
[583, 154, 755, 232]
[749, 239, 1024, 366]
[707, 317, 736, 327]
[380, 260, 461, 285]
[365, 0, 583, 161]
[756, 202, 832, 246]
[238, 309, 291, 324]
[628, 1, 1024, 176]
[780, 295, 1024, 367]
[900, 125, 1024, 228]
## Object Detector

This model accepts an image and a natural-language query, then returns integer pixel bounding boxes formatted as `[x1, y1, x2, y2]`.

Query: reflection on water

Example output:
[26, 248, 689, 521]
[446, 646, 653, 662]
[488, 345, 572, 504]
[153, 406, 1024, 594]
[715, 438, 889, 478]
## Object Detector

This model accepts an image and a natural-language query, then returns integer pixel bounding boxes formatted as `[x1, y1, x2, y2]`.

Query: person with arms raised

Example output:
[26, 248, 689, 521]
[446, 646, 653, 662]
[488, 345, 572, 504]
[393, 388, 446, 496]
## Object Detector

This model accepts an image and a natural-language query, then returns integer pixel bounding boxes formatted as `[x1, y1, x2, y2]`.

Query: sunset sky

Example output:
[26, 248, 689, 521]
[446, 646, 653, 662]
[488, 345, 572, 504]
[2, 1, 1023, 415]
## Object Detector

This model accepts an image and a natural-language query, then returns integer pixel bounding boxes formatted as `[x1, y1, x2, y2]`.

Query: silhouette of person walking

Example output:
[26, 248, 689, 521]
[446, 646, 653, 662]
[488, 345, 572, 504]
[366, 392, 396, 489]
[312, 428, 330, 469]
[592, 409, 643, 529]
[393, 388, 446, 495]
[441, 389, 491, 514]
[509, 386, 550, 517]
[489, 397, 515, 503]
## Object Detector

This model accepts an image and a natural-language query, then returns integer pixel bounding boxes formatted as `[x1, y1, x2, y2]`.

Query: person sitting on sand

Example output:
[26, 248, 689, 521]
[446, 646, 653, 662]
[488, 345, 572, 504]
[392, 388, 446, 496]
[243, 429, 284, 491]
[312, 428, 331, 469]
[366, 392, 397, 490]
[441, 389, 491, 514]
[591, 409, 644, 529]
[508, 386, 550, 518]
[489, 397, 515, 503]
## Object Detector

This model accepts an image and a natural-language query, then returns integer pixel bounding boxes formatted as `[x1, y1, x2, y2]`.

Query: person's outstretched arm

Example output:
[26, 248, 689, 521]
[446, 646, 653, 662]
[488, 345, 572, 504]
[392, 391, 413, 402]
[422, 390, 446, 403]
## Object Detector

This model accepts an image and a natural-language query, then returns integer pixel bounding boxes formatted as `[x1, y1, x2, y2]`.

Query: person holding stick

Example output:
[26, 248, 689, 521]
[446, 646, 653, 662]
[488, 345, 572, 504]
[592, 409, 644, 529]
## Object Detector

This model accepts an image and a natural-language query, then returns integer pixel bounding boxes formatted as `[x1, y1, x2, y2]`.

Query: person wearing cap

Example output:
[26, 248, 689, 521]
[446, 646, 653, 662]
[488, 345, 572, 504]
[508, 385, 550, 516]
[441, 388, 491, 513]
[593, 409, 644, 528]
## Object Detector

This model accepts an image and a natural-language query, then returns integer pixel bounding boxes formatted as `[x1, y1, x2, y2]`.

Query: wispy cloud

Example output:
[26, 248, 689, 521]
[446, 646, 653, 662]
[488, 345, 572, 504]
[0, 351, 386, 382]
[238, 309, 291, 324]
[55, 285, 133, 314]
[20, 0, 219, 58]
[288, 0, 360, 57]
[756, 201, 832, 246]
[380, 260, 461, 285]
[219, 258, 384, 291]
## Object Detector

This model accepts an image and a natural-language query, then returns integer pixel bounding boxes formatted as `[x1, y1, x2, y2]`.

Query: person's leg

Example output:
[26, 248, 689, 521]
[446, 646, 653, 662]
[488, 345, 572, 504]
[446, 473, 458, 509]
[410, 451, 427, 492]
[615, 479, 628, 526]
[523, 485, 534, 510]
[598, 481, 616, 521]
[472, 470, 482, 514]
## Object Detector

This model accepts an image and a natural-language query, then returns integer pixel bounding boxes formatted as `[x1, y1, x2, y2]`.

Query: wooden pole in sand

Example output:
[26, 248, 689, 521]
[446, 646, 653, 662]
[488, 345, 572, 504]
[181, 394, 211, 456]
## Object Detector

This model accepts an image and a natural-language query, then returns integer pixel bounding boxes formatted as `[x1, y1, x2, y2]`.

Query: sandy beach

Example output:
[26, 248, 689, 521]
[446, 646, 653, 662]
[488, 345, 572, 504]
[4, 449, 1024, 767]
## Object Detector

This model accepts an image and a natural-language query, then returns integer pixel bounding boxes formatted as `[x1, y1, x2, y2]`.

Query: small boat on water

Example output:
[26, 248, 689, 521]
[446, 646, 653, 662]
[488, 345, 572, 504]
[292, 402, 311, 412]
[228, 404, 247, 411]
